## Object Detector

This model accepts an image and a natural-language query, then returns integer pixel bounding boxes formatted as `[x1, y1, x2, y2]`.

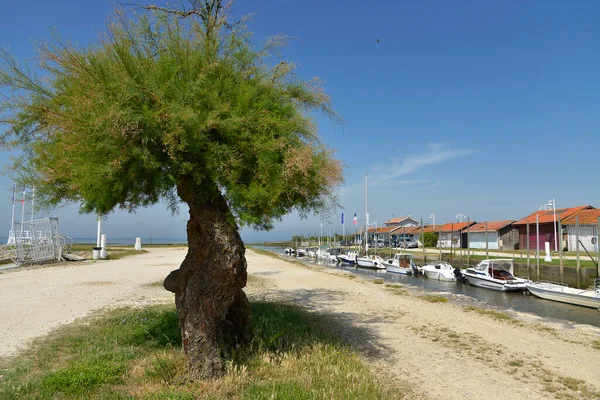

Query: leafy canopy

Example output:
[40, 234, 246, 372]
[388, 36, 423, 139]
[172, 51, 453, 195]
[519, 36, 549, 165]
[0, 2, 343, 229]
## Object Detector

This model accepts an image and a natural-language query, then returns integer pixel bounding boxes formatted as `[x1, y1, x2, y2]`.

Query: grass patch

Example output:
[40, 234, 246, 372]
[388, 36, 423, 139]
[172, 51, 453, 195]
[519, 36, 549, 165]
[593, 340, 600, 350]
[463, 306, 522, 326]
[420, 295, 448, 303]
[106, 249, 148, 260]
[0, 303, 404, 399]
[143, 280, 165, 288]
[385, 284, 402, 288]
[372, 278, 384, 284]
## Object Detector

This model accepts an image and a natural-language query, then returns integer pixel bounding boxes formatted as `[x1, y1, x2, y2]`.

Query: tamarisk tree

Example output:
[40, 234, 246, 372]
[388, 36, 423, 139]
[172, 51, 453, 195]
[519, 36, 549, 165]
[0, 1, 342, 378]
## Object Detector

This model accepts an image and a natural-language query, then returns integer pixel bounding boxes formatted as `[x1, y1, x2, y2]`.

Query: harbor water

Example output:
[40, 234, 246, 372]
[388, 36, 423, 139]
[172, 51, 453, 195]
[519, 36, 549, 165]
[252, 245, 600, 329]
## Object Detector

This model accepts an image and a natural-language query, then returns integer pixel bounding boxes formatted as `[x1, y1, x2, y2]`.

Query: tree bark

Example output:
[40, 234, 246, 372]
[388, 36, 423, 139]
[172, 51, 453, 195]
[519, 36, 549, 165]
[164, 180, 252, 379]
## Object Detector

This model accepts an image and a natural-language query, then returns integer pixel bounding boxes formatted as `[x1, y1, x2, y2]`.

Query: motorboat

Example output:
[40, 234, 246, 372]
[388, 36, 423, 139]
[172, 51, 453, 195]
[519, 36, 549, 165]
[462, 259, 529, 291]
[420, 261, 457, 281]
[526, 279, 600, 309]
[296, 248, 307, 257]
[383, 253, 414, 275]
[356, 254, 386, 269]
[325, 247, 343, 262]
[337, 250, 358, 265]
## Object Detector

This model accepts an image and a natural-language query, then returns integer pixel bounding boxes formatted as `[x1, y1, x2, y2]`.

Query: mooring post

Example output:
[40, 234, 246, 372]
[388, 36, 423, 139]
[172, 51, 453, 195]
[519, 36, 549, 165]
[558, 215, 564, 284]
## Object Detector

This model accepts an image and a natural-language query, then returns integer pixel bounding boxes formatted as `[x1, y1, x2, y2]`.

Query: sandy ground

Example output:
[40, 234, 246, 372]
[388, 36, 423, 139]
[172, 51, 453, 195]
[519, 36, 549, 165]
[1, 248, 599, 399]
[244, 250, 600, 400]
[0, 247, 184, 358]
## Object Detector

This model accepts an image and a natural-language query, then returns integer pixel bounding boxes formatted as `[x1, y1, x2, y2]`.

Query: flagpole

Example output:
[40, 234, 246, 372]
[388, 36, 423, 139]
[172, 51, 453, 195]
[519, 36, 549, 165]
[31, 187, 35, 222]
[10, 184, 16, 242]
[20, 186, 26, 235]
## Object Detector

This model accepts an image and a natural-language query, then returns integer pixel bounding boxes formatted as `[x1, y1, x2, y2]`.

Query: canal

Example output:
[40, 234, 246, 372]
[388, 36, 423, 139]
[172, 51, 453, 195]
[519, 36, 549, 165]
[251, 245, 600, 329]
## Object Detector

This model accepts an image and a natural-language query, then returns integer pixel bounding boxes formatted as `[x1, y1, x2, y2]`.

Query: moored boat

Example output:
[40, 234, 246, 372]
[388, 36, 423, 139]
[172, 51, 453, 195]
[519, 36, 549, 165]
[337, 250, 358, 265]
[383, 253, 414, 275]
[420, 261, 457, 281]
[356, 254, 386, 269]
[462, 259, 529, 291]
[526, 280, 600, 309]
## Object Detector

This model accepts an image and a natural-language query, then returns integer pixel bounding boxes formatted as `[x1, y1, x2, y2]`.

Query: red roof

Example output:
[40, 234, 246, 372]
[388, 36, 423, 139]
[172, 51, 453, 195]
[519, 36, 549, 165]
[562, 209, 600, 225]
[467, 220, 514, 232]
[513, 206, 593, 225]
[366, 226, 396, 234]
[436, 222, 476, 232]
[401, 225, 436, 234]
[384, 216, 417, 225]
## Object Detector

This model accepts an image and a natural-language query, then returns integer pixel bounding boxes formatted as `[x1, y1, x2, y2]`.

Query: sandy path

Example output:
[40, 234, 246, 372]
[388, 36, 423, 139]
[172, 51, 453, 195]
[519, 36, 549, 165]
[2, 247, 599, 398]
[0, 247, 184, 358]
[245, 250, 600, 400]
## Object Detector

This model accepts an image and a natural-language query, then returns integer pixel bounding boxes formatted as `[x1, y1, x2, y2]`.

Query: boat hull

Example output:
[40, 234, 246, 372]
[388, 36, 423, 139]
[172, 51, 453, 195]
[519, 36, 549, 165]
[526, 284, 600, 309]
[383, 263, 413, 275]
[423, 270, 456, 281]
[337, 255, 356, 265]
[464, 274, 527, 292]
[356, 257, 386, 269]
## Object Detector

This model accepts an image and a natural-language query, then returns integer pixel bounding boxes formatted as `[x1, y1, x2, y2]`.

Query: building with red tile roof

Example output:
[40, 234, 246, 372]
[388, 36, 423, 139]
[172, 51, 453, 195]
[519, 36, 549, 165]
[561, 209, 600, 252]
[433, 222, 477, 248]
[465, 220, 518, 250]
[513, 206, 593, 251]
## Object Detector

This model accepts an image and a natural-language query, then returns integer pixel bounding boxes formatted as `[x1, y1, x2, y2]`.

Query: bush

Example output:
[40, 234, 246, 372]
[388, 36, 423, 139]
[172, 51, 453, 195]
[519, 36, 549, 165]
[422, 232, 438, 248]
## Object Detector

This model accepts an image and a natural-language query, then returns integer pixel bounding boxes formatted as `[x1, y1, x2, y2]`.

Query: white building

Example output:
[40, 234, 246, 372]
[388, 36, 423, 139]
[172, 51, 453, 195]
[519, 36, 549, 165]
[562, 210, 600, 252]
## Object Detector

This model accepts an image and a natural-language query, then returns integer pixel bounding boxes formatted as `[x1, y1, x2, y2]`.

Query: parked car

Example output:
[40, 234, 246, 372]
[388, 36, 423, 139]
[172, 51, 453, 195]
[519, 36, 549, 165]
[398, 238, 418, 248]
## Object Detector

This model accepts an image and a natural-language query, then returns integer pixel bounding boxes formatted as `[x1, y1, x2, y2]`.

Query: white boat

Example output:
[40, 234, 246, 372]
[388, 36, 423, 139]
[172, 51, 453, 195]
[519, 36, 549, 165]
[526, 280, 600, 309]
[462, 259, 529, 291]
[296, 248, 307, 257]
[421, 261, 457, 281]
[383, 253, 414, 275]
[337, 250, 358, 265]
[356, 254, 386, 269]
[355, 174, 385, 270]
[324, 247, 343, 262]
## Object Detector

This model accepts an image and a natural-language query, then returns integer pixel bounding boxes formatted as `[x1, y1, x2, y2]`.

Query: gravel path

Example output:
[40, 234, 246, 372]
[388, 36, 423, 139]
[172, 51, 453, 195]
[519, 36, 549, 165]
[0, 247, 185, 358]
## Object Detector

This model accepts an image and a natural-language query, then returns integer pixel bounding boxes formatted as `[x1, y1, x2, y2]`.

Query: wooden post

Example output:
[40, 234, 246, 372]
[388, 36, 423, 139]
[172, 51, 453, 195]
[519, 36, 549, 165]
[576, 215, 580, 288]
[526, 222, 530, 280]
[421, 218, 426, 264]
[536, 214, 540, 282]
[450, 223, 454, 265]
[597, 217, 600, 279]
[558, 215, 564, 284]
[467, 217, 470, 266]
[485, 221, 489, 259]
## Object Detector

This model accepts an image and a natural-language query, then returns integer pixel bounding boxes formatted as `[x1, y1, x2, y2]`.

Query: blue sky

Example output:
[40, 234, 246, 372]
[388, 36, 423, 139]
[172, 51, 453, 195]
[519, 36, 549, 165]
[1, 0, 599, 243]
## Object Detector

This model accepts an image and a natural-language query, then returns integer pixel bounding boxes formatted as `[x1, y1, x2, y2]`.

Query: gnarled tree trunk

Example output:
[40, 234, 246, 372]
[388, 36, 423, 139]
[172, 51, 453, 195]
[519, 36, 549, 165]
[164, 181, 252, 379]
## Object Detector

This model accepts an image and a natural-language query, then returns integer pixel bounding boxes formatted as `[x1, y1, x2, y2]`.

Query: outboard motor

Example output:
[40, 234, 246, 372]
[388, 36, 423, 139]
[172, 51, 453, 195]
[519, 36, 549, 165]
[454, 267, 465, 282]
[412, 262, 421, 275]
[595, 278, 600, 294]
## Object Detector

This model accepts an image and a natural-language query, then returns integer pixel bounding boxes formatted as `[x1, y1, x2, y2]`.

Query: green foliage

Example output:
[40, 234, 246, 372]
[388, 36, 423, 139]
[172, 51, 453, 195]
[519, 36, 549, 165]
[0, 2, 342, 229]
[422, 232, 438, 247]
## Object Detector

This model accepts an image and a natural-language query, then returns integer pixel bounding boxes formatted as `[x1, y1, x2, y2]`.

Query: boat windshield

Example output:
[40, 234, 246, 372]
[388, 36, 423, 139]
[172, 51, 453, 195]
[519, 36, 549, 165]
[489, 260, 513, 272]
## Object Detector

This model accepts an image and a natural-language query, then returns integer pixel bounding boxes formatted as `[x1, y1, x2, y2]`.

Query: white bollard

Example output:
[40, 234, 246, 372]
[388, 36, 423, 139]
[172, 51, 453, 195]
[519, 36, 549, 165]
[544, 241, 552, 262]
[135, 237, 142, 251]
[92, 247, 101, 260]
[100, 234, 107, 259]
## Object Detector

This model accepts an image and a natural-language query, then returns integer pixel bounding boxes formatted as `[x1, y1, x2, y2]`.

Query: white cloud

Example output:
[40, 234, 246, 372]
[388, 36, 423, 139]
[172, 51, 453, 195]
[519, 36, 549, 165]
[370, 143, 479, 186]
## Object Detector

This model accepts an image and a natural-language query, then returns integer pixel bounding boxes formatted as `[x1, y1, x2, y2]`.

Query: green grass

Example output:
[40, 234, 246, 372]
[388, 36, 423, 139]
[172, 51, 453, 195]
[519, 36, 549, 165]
[592, 340, 600, 350]
[463, 306, 522, 325]
[372, 278, 384, 284]
[420, 295, 448, 303]
[0, 303, 403, 399]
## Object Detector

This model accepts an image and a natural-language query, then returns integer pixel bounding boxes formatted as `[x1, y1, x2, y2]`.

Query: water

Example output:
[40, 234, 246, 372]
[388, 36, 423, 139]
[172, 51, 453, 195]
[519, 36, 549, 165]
[253, 245, 600, 329]
[0, 236, 187, 246]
